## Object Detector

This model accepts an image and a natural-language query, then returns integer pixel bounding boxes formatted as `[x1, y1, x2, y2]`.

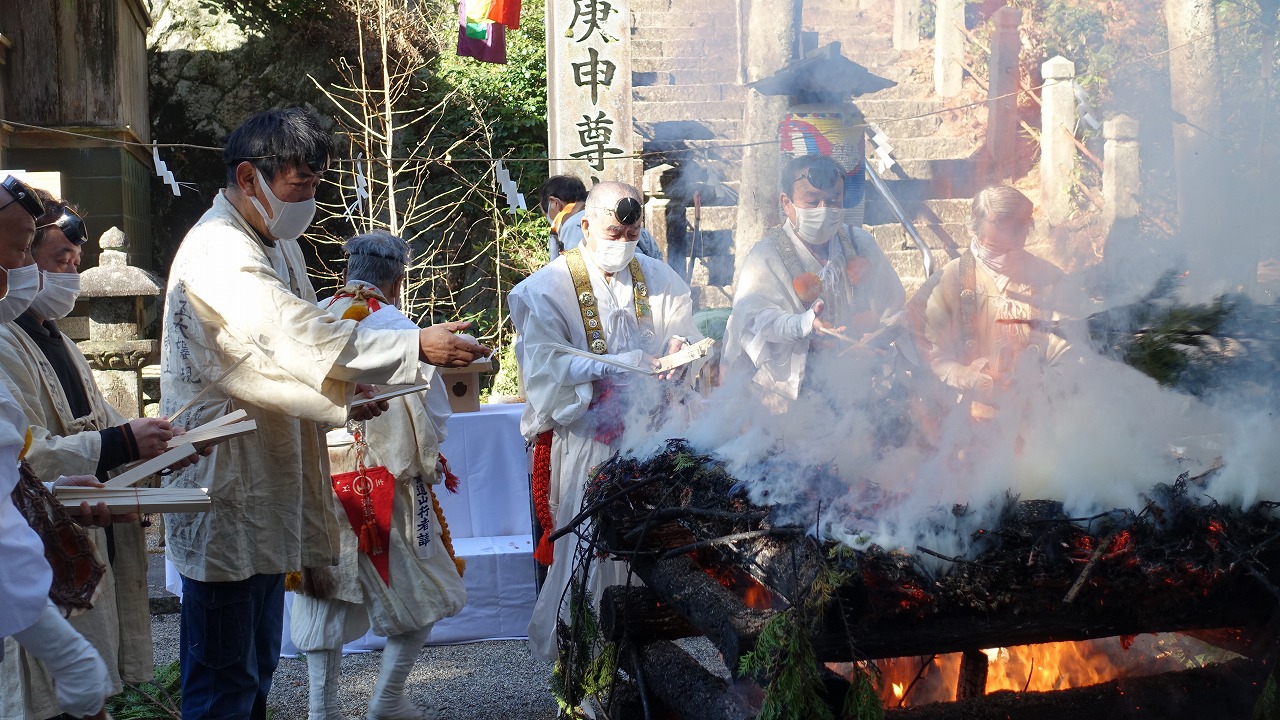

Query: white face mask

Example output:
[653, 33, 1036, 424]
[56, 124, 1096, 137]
[590, 239, 638, 274]
[248, 169, 317, 240]
[0, 263, 40, 323]
[792, 206, 844, 246]
[970, 239, 1008, 275]
[28, 270, 81, 320]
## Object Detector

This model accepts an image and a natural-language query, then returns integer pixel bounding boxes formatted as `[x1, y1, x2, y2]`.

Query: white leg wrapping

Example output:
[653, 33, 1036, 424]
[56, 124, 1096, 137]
[366, 625, 434, 720]
[307, 648, 347, 720]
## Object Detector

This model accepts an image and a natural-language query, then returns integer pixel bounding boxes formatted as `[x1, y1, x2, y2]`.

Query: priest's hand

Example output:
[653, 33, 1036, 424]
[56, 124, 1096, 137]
[419, 321, 492, 368]
[130, 417, 176, 460]
[53, 475, 138, 526]
[349, 384, 389, 421]
[164, 426, 205, 472]
[951, 358, 995, 394]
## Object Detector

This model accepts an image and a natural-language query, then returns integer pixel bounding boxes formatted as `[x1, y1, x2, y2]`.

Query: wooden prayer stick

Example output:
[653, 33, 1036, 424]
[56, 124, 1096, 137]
[104, 442, 198, 489]
[352, 384, 431, 407]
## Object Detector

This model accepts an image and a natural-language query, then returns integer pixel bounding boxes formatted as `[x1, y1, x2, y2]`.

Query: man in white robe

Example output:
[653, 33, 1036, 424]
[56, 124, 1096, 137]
[289, 231, 467, 720]
[0, 174, 112, 719]
[160, 108, 489, 720]
[722, 154, 905, 410]
[0, 192, 190, 719]
[510, 181, 702, 663]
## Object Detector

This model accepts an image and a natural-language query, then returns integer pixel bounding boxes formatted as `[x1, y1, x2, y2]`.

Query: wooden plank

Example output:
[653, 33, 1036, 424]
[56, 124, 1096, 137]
[55, 487, 211, 514]
[352, 384, 430, 407]
[168, 420, 257, 449]
[178, 408, 247, 434]
[104, 443, 197, 489]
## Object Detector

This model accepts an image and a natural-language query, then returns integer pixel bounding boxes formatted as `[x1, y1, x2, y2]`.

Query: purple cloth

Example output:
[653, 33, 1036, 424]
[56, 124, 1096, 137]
[457, 2, 507, 64]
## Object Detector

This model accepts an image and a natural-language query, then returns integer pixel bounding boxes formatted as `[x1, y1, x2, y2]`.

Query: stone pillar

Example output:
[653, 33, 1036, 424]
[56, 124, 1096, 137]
[986, 7, 1021, 179]
[546, 0, 639, 188]
[893, 0, 922, 51]
[1040, 55, 1076, 225]
[1103, 115, 1140, 235]
[641, 163, 679, 263]
[77, 228, 164, 419]
[933, 0, 965, 97]
[732, 0, 796, 280]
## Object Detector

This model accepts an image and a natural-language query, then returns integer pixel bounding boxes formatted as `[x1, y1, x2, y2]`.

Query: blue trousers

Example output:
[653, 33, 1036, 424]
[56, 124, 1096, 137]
[179, 573, 285, 720]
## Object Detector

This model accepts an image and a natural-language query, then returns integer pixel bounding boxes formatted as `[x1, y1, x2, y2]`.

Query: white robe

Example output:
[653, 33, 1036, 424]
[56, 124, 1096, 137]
[722, 222, 905, 402]
[290, 297, 466, 647]
[160, 192, 423, 583]
[509, 246, 701, 661]
[0, 383, 50, 639]
[0, 321, 152, 718]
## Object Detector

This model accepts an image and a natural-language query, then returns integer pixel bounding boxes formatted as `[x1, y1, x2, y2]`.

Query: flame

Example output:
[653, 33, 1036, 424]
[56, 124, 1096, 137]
[698, 556, 775, 610]
[872, 635, 1197, 707]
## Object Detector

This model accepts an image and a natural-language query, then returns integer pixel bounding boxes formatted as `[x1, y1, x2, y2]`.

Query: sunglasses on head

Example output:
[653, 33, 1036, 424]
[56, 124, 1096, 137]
[37, 207, 88, 246]
[0, 175, 46, 220]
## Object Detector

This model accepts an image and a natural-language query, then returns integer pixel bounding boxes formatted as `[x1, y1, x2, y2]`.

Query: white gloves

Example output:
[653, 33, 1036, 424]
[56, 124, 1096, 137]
[11, 600, 111, 718]
[949, 358, 995, 393]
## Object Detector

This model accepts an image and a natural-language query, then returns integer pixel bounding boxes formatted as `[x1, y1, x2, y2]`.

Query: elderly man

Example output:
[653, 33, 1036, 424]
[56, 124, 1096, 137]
[722, 154, 905, 409]
[160, 108, 489, 720]
[923, 185, 1076, 419]
[290, 231, 467, 720]
[510, 181, 702, 663]
[0, 175, 112, 720]
[0, 192, 192, 718]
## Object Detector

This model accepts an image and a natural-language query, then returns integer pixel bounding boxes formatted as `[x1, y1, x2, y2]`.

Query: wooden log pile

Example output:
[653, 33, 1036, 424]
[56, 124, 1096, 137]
[564, 440, 1280, 719]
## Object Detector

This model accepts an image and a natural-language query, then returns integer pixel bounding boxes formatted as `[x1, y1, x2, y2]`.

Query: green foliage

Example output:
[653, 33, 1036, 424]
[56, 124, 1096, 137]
[105, 661, 182, 720]
[551, 588, 602, 715]
[738, 610, 833, 720]
[841, 665, 886, 720]
[1256, 669, 1280, 720]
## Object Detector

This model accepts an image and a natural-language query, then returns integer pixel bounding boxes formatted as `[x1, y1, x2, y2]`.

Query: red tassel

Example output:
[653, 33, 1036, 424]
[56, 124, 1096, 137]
[439, 453, 460, 494]
[531, 430, 555, 566]
[358, 520, 381, 554]
[533, 533, 555, 565]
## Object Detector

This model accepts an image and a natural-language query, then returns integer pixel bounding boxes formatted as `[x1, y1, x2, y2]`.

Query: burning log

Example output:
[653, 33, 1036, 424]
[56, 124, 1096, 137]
[566, 441, 1280, 717]
[599, 585, 700, 644]
[884, 657, 1267, 720]
[629, 552, 773, 665]
[623, 640, 757, 720]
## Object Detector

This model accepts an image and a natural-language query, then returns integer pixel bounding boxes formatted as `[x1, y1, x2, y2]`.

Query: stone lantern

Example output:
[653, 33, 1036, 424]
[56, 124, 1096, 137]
[77, 227, 164, 419]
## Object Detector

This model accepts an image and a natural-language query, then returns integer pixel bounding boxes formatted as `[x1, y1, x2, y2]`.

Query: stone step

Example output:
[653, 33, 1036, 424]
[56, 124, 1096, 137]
[865, 196, 972, 225]
[631, 0, 734, 13]
[632, 55, 737, 75]
[634, 67, 740, 86]
[880, 135, 973, 160]
[632, 11, 735, 30]
[868, 221, 967, 253]
[884, 247, 953, 283]
[147, 551, 179, 615]
[633, 24, 737, 41]
[632, 38, 729, 59]
[856, 97, 948, 120]
[633, 83, 744, 103]
[858, 110, 941, 137]
[638, 119, 743, 148]
[634, 99, 743, 122]
[684, 204, 737, 232]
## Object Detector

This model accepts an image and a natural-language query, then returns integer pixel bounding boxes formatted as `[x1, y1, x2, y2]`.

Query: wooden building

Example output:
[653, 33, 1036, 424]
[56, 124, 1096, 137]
[0, 0, 153, 267]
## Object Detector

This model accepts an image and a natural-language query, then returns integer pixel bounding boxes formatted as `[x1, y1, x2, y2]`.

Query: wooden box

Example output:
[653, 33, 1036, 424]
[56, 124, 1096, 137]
[439, 357, 495, 413]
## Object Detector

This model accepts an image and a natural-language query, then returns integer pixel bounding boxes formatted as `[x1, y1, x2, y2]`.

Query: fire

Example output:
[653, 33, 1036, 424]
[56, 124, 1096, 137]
[873, 634, 1200, 707]
[697, 555, 775, 610]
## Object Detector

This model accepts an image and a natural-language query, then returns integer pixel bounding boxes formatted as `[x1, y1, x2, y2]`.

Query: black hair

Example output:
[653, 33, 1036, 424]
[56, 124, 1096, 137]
[223, 107, 334, 186]
[780, 154, 845, 196]
[538, 175, 588, 213]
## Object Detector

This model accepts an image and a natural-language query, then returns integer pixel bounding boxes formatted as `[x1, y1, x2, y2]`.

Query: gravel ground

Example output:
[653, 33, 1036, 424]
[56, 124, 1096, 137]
[150, 614, 559, 719]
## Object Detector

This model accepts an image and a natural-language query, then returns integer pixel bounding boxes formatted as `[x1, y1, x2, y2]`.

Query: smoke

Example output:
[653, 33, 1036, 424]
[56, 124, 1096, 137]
[598, 4, 1280, 564]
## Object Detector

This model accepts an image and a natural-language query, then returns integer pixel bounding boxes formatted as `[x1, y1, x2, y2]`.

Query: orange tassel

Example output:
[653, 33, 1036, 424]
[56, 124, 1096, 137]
[429, 484, 465, 578]
[284, 571, 302, 592]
